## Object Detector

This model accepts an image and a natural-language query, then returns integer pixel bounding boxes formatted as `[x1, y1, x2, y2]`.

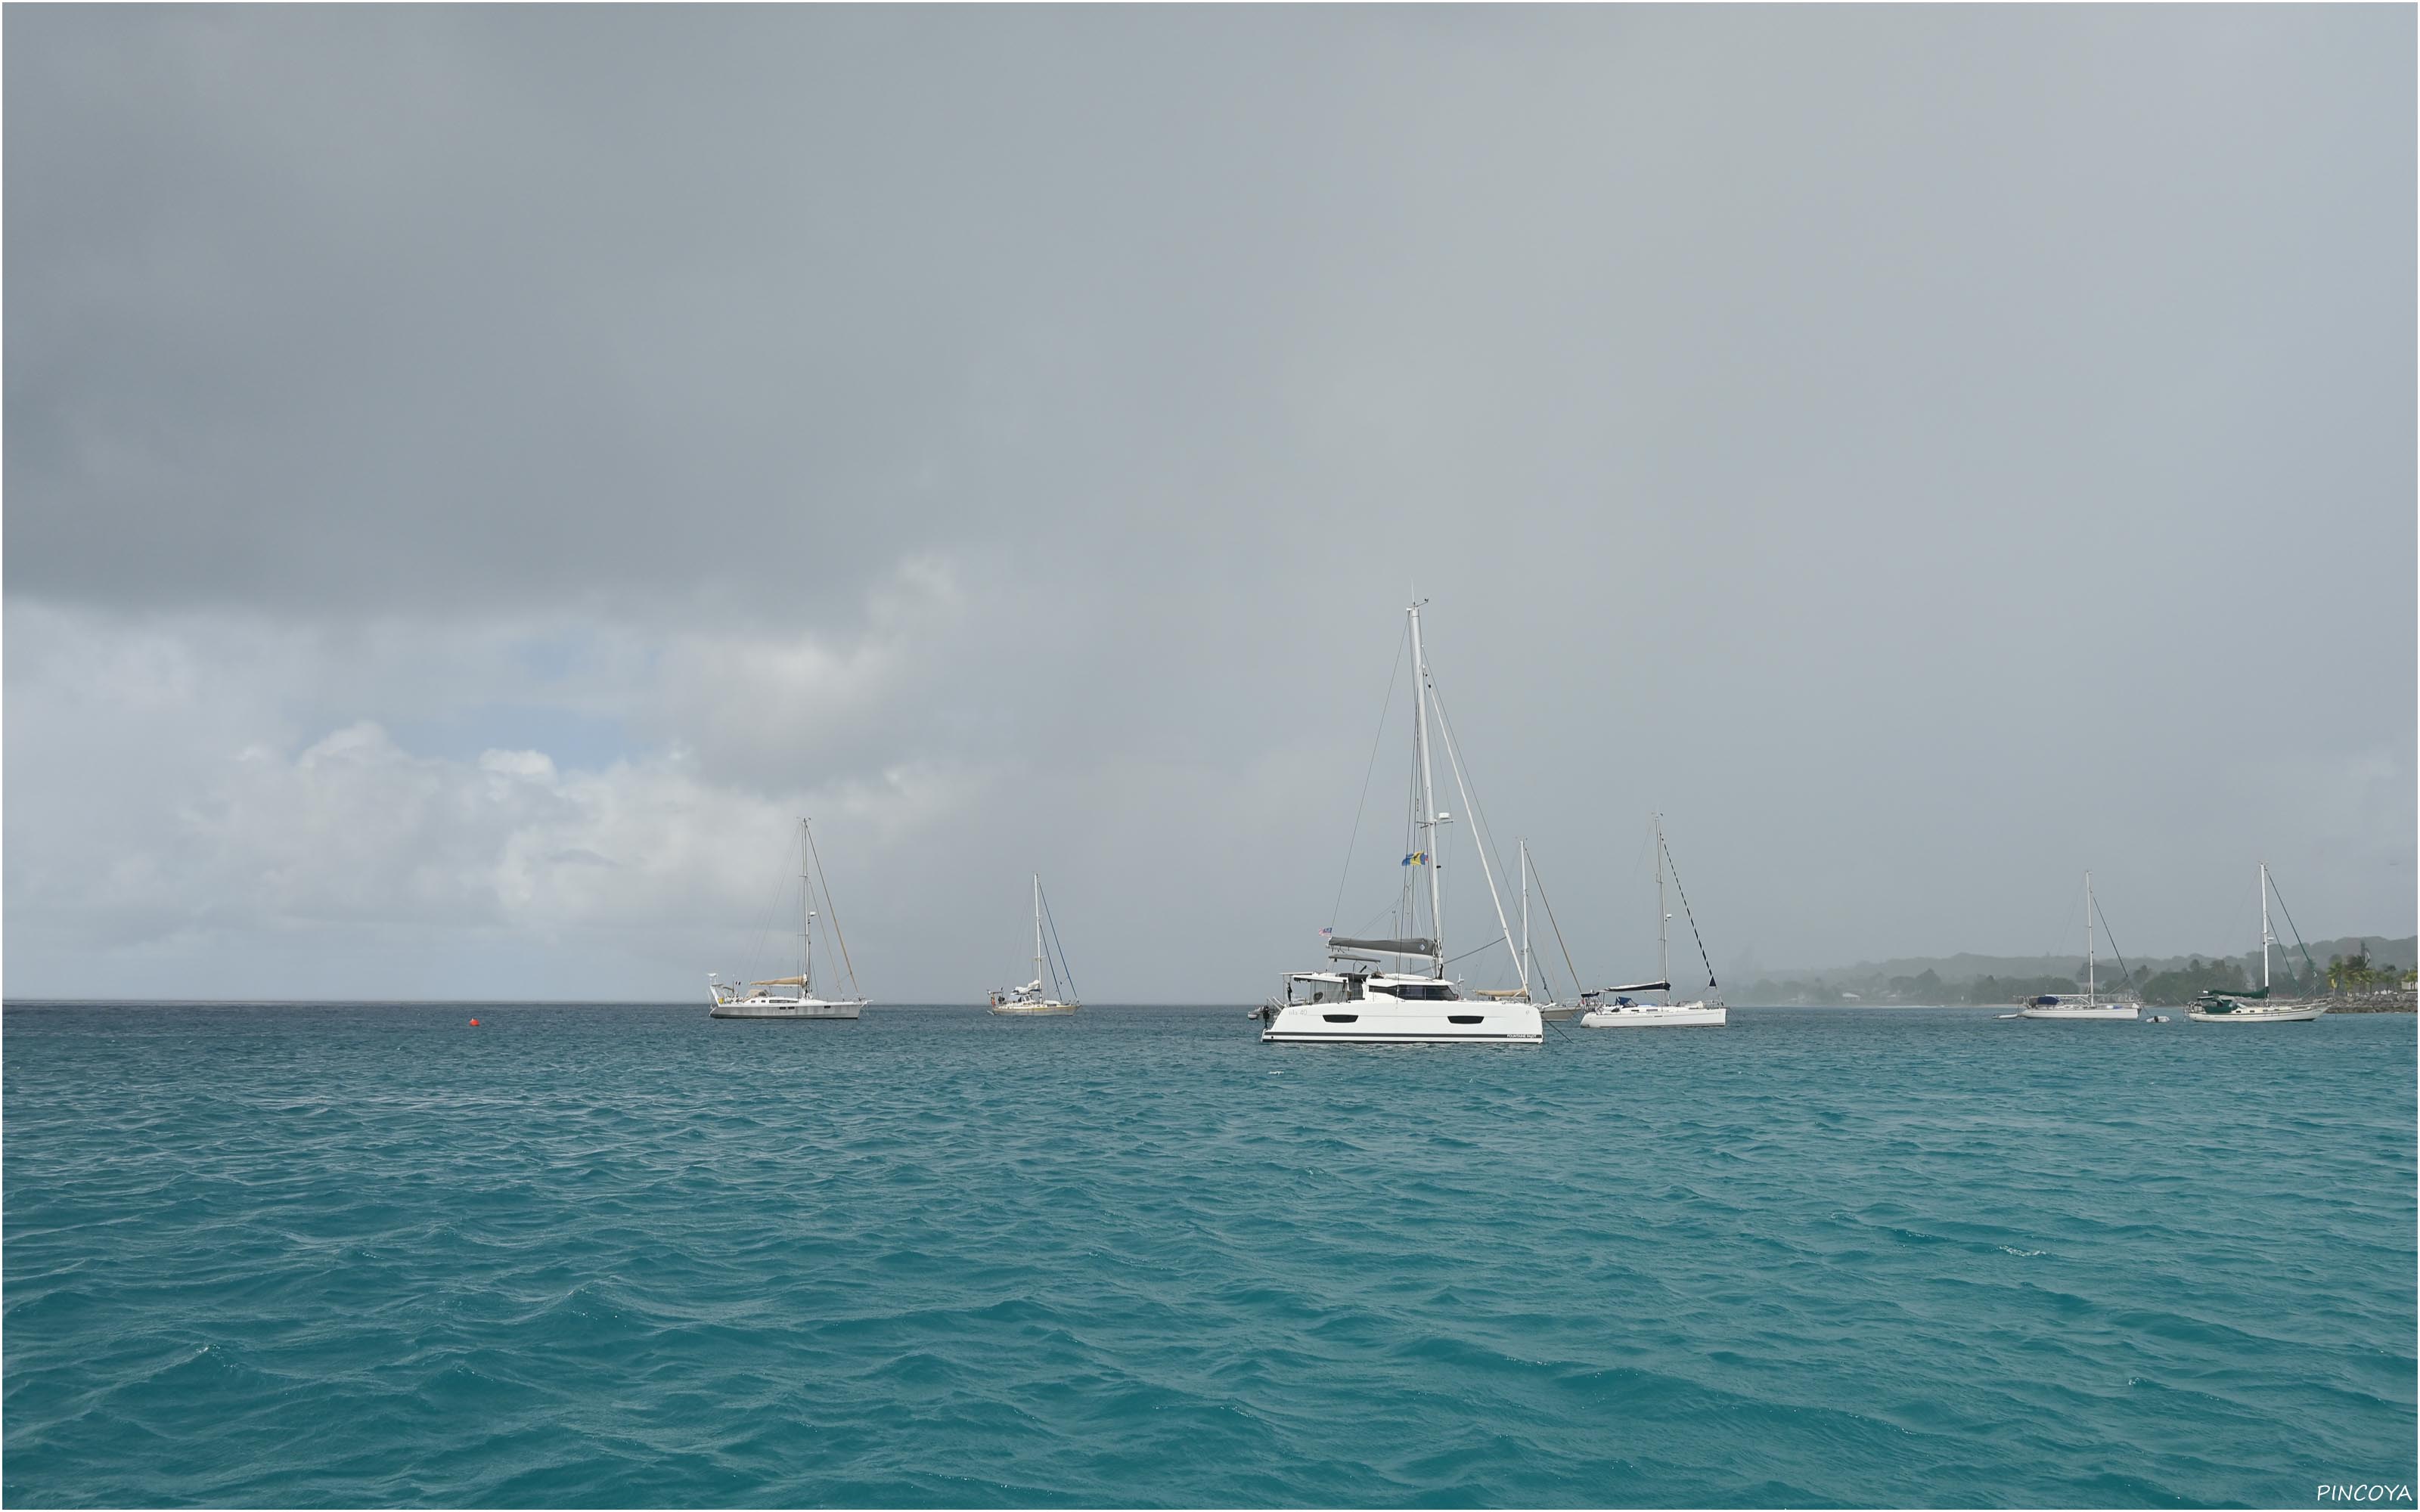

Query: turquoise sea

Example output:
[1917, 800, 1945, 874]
[4, 1002, 2412, 1507]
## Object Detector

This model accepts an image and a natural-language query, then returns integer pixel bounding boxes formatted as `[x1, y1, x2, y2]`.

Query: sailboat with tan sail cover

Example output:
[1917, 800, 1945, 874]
[989, 875, 1081, 1015]
[709, 818, 870, 1020]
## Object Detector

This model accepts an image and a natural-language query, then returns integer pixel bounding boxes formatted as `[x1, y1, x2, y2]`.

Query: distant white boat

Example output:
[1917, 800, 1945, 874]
[709, 818, 870, 1021]
[1580, 815, 1727, 1029]
[2018, 872, 2140, 1021]
[989, 875, 1081, 1015]
[1258, 601, 1541, 1046]
[1580, 995, 1727, 1028]
[2189, 863, 2325, 1024]
[2191, 1000, 2323, 1024]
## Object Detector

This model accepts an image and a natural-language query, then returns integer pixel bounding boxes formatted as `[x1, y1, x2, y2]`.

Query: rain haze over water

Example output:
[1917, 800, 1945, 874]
[5, 7, 2412, 1002]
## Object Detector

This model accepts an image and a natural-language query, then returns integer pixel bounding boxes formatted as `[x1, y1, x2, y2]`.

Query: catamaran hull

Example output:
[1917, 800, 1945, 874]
[2188, 1004, 2324, 1023]
[1537, 1003, 1582, 1021]
[1579, 1004, 1727, 1028]
[711, 999, 866, 1020]
[989, 1002, 1078, 1016]
[1261, 1003, 1543, 1046]
[2018, 1005, 2141, 1021]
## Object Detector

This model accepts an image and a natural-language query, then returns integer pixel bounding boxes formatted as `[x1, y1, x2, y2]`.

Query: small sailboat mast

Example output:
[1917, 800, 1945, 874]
[2260, 860, 2273, 993]
[1656, 813, 1671, 1003]
[2085, 870, 2095, 1005]
[1407, 602, 1447, 976]
[800, 817, 814, 994]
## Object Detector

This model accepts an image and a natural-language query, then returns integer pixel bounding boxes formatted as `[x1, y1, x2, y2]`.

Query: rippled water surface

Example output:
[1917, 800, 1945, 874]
[5, 1002, 2413, 1507]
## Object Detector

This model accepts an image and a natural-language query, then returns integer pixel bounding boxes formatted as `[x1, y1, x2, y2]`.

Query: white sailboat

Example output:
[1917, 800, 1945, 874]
[1579, 815, 1727, 1028]
[1469, 841, 1579, 1019]
[708, 818, 870, 1021]
[2189, 863, 2325, 1024]
[2018, 872, 2141, 1020]
[1258, 600, 1543, 1046]
[989, 875, 1081, 1015]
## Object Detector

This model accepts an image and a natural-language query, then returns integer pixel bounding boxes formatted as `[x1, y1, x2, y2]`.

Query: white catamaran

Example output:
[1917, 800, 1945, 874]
[709, 818, 870, 1021]
[989, 875, 1081, 1015]
[2189, 863, 2325, 1024]
[1579, 815, 1727, 1028]
[2017, 872, 2141, 1021]
[1258, 601, 1543, 1046]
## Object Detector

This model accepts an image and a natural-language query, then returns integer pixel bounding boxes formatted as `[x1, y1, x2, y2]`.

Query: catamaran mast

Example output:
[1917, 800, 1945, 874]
[1408, 602, 1446, 977]
[1428, 637, 1522, 998]
[800, 817, 814, 993]
[1032, 875, 1046, 993]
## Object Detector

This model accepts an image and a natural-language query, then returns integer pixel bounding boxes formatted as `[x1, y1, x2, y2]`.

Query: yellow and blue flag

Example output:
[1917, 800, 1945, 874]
[1401, 851, 1428, 867]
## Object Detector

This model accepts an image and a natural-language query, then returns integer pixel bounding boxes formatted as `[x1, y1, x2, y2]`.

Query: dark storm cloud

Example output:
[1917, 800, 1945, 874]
[5, 6, 2412, 996]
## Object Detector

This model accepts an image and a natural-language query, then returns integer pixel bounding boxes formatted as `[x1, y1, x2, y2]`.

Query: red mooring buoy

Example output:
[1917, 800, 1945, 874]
[469, 1018, 480, 1027]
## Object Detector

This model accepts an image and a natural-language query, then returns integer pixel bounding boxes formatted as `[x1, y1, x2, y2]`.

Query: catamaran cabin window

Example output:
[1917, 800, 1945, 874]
[1288, 974, 1365, 1005]
[1370, 981, 1458, 1002]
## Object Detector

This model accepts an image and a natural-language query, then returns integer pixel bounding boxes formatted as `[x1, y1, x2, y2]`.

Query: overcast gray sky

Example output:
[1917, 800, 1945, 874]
[8, 6, 2412, 1002]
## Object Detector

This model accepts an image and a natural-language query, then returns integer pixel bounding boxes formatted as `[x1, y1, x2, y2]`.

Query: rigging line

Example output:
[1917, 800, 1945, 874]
[2091, 895, 2136, 988]
[1426, 683, 1515, 909]
[1442, 934, 1506, 968]
[805, 823, 861, 999]
[1660, 829, 1717, 990]
[1513, 851, 1565, 1002]
[1346, 898, 1398, 938]
[1040, 880, 1081, 1003]
[746, 823, 799, 981]
[2263, 869, 2320, 978]
[1527, 856, 1587, 1002]
[1331, 624, 1409, 929]
[1423, 681, 1525, 971]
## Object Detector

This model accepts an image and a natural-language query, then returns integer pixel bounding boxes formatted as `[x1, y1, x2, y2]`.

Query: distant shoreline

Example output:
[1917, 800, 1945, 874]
[7, 996, 2415, 1015]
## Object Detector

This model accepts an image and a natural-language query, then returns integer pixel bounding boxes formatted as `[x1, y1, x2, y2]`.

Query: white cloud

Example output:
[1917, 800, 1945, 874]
[2, 591, 995, 997]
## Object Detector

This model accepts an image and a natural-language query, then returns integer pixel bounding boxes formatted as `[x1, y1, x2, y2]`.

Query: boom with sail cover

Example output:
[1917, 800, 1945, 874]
[1326, 935, 1441, 958]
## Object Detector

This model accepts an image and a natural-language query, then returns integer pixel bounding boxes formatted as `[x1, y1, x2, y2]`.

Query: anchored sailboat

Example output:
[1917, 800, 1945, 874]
[1463, 840, 1589, 1019]
[2189, 863, 2325, 1024]
[708, 818, 870, 1021]
[1485, 841, 1580, 1021]
[989, 875, 1081, 1015]
[2017, 873, 2142, 1021]
[1579, 816, 1727, 1028]
[1258, 600, 1542, 1046]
